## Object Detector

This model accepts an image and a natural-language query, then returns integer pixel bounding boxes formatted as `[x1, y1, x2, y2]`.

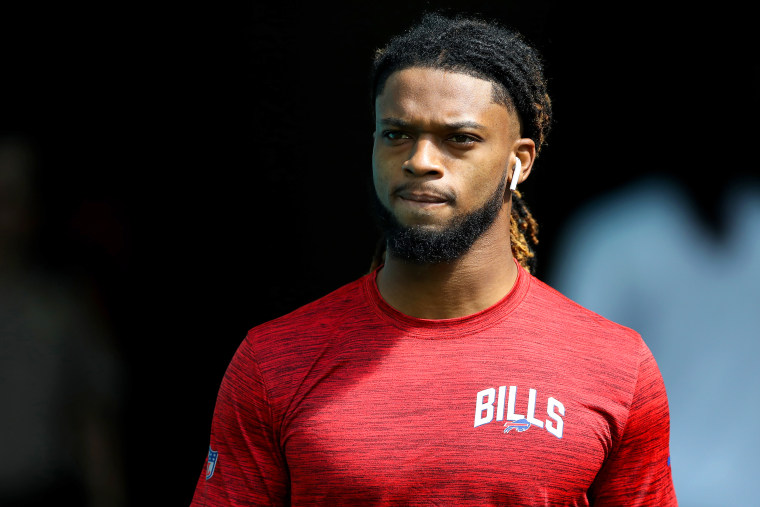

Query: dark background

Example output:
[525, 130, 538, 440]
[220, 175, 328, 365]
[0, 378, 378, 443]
[1, 1, 756, 505]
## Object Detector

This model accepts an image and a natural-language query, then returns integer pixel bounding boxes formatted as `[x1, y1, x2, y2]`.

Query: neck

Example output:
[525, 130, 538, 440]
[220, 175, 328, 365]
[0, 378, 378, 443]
[375, 210, 518, 319]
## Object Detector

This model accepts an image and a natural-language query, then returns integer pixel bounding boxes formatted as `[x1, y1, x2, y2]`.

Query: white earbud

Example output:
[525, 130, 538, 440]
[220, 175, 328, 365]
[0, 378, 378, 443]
[509, 158, 522, 191]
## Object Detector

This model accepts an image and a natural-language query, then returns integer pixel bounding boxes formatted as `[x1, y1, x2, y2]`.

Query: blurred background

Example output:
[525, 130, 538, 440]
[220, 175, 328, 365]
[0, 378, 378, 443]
[1, 1, 757, 505]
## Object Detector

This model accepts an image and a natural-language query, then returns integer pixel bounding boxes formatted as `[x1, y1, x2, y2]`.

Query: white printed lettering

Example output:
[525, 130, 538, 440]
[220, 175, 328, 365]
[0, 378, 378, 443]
[496, 386, 506, 421]
[474, 388, 496, 427]
[507, 386, 525, 421]
[526, 388, 545, 428]
[546, 396, 565, 438]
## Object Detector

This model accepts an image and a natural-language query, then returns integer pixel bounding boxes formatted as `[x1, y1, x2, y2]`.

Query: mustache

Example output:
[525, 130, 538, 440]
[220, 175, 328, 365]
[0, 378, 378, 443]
[391, 183, 457, 203]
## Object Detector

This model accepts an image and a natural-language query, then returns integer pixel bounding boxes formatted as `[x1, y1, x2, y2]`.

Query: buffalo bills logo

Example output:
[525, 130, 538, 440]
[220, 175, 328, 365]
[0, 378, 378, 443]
[503, 418, 531, 434]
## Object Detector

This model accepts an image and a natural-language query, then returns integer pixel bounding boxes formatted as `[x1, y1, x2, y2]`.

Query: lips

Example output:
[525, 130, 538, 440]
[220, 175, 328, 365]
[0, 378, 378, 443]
[394, 187, 454, 204]
[399, 192, 447, 203]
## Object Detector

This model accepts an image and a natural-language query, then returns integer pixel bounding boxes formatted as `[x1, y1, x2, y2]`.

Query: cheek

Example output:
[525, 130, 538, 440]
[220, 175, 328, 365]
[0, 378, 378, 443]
[473, 160, 508, 193]
[371, 148, 394, 195]
[372, 171, 392, 205]
[463, 159, 509, 206]
[371, 157, 389, 199]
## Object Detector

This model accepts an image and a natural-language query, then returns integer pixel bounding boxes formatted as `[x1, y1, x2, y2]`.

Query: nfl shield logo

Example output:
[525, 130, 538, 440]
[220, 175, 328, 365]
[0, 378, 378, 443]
[206, 447, 219, 480]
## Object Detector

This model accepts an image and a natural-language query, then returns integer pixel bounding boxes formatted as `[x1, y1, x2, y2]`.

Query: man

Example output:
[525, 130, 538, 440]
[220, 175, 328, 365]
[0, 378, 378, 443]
[192, 13, 676, 506]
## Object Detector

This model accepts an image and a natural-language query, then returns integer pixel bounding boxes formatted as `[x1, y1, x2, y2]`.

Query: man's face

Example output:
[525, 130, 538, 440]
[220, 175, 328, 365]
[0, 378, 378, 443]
[372, 67, 519, 263]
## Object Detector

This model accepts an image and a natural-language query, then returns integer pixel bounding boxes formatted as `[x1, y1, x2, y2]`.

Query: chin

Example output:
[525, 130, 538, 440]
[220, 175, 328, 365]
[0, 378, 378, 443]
[394, 210, 455, 229]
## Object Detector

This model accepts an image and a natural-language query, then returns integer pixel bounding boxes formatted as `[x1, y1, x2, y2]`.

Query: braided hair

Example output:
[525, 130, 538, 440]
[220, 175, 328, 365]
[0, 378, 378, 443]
[369, 13, 551, 273]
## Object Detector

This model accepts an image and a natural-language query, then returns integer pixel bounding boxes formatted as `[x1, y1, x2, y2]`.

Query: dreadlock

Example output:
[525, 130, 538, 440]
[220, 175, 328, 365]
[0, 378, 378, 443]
[368, 12, 551, 273]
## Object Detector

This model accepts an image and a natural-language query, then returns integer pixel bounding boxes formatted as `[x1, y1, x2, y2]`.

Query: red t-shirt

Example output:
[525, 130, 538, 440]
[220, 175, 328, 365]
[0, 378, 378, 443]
[191, 263, 676, 506]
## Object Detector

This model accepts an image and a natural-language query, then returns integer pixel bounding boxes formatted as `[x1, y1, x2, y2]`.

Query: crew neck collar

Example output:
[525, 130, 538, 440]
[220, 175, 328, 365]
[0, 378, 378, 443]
[362, 258, 531, 339]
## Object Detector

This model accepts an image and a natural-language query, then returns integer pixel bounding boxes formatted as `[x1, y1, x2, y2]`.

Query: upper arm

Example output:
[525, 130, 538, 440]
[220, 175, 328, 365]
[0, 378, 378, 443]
[588, 343, 677, 506]
[191, 337, 289, 506]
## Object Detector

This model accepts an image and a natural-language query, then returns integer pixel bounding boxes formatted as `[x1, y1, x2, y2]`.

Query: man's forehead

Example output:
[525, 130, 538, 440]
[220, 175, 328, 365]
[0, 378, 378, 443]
[375, 68, 513, 131]
[379, 67, 496, 101]
[376, 116, 489, 132]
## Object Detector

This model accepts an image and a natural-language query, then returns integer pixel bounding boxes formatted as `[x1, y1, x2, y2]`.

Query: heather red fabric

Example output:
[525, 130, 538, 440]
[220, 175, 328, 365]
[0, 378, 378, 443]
[192, 263, 676, 506]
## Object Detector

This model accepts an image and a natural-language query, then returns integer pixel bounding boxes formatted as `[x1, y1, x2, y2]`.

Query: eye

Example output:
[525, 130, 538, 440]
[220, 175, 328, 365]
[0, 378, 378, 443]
[382, 130, 412, 141]
[448, 134, 478, 145]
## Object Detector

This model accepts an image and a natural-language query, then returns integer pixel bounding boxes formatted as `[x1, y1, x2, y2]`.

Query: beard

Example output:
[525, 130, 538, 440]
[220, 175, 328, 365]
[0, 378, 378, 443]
[372, 169, 508, 264]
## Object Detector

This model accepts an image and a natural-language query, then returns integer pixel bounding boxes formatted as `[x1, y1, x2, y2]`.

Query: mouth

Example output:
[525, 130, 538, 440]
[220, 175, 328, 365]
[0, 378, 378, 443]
[394, 188, 454, 208]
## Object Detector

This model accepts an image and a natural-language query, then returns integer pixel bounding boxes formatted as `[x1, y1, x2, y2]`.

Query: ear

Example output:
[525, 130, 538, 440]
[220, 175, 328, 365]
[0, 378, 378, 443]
[510, 138, 536, 188]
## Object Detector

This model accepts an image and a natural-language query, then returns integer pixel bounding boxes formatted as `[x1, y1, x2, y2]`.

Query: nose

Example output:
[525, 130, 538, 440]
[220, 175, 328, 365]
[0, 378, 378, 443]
[402, 138, 444, 177]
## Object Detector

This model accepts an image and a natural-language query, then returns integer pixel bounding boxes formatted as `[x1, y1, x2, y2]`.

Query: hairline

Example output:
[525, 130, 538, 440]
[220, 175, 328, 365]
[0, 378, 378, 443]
[373, 64, 522, 135]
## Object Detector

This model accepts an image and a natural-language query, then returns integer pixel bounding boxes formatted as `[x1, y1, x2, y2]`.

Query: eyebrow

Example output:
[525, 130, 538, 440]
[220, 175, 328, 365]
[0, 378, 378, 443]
[377, 117, 487, 131]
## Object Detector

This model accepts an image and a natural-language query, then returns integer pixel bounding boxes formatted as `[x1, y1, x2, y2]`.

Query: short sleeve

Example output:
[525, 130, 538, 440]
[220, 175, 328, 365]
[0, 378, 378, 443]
[191, 336, 289, 506]
[588, 342, 677, 505]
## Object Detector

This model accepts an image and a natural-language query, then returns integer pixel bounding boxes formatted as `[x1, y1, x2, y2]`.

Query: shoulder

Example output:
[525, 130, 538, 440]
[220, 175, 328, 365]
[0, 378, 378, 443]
[522, 273, 647, 361]
[255, 274, 371, 333]
[237, 273, 375, 363]
[525, 274, 639, 333]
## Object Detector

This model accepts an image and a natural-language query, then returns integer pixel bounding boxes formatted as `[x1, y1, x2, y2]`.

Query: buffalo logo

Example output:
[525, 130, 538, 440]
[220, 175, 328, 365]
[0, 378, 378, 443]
[503, 418, 532, 434]
[206, 447, 219, 480]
